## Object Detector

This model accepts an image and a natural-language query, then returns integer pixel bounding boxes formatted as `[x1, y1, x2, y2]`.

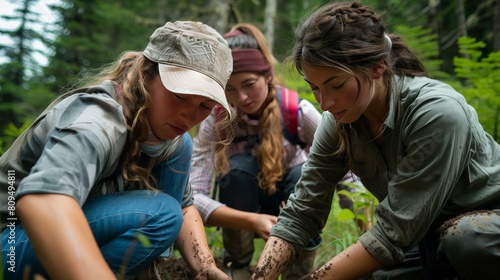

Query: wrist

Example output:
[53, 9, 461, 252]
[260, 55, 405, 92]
[194, 263, 218, 279]
[246, 212, 261, 231]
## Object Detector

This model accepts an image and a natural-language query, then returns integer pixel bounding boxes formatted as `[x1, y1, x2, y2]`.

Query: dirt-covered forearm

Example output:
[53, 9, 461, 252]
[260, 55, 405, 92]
[175, 205, 230, 280]
[251, 236, 297, 279]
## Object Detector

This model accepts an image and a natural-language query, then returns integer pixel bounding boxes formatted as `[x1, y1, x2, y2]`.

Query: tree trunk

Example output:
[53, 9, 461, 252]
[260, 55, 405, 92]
[456, 0, 467, 38]
[428, 0, 440, 39]
[264, 0, 277, 53]
[494, 0, 500, 51]
[209, 0, 230, 33]
[157, 0, 167, 22]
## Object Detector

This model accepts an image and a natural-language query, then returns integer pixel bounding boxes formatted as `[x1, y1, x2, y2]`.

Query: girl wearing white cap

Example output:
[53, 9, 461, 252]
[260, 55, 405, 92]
[0, 21, 233, 280]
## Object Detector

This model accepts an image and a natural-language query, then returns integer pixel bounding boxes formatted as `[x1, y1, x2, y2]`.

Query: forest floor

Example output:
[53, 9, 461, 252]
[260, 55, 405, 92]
[137, 256, 226, 280]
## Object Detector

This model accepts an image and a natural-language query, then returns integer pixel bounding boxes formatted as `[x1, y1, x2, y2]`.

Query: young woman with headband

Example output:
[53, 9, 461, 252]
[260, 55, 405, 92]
[190, 23, 325, 279]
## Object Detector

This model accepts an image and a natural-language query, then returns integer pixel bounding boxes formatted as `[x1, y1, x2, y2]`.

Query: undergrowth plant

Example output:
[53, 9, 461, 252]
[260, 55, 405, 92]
[201, 183, 379, 270]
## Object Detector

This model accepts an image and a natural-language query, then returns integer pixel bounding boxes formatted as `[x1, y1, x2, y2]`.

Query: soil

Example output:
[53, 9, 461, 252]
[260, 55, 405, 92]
[141, 256, 225, 280]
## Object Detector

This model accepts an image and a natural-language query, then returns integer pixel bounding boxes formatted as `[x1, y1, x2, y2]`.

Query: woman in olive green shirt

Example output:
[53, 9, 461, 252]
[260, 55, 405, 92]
[251, 2, 500, 280]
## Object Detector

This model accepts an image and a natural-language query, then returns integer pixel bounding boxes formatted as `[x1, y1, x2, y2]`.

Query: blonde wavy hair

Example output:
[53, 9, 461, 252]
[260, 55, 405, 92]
[216, 23, 285, 195]
[78, 51, 234, 190]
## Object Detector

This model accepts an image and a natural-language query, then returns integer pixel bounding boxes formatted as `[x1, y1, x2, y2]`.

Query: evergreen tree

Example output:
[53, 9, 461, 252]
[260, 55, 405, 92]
[42, 0, 168, 94]
[0, 0, 47, 132]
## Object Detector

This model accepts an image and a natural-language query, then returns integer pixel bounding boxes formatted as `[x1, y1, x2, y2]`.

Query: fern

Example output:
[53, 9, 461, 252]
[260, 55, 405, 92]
[453, 37, 500, 141]
[395, 25, 449, 79]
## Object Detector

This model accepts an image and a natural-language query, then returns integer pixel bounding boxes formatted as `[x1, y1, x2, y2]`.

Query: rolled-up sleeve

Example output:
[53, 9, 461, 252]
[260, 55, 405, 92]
[16, 93, 127, 205]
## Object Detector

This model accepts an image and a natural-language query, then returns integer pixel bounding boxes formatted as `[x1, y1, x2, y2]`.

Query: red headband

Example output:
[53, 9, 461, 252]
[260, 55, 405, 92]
[231, 49, 272, 74]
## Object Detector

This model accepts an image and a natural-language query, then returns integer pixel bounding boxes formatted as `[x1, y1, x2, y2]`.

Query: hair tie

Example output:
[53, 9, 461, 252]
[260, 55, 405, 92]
[384, 34, 392, 50]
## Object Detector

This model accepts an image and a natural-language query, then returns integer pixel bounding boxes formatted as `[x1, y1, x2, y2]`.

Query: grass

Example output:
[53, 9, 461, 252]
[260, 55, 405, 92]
[203, 192, 366, 269]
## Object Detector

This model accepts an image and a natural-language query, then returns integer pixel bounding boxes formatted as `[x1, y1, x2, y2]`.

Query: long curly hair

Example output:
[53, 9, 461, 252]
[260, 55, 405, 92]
[216, 23, 284, 195]
[78, 51, 233, 190]
[290, 1, 426, 170]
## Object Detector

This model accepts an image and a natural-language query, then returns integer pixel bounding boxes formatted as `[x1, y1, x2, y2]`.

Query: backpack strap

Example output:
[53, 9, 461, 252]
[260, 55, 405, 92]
[276, 86, 306, 148]
[277, 87, 298, 136]
[214, 104, 228, 123]
[214, 87, 306, 148]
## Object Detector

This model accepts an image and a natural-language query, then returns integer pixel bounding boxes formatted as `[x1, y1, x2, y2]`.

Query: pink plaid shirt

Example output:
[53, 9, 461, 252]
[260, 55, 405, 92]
[191, 98, 322, 223]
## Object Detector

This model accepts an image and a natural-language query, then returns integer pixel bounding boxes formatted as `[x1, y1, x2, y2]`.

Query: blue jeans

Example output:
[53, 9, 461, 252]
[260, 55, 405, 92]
[1, 133, 192, 279]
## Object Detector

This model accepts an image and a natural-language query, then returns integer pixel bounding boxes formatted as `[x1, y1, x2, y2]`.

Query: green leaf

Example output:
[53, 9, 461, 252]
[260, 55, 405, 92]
[136, 232, 151, 248]
[337, 208, 355, 221]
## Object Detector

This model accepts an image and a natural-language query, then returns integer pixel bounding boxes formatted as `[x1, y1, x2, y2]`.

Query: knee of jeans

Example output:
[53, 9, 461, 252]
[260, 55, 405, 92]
[438, 210, 496, 260]
[144, 192, 183, 248]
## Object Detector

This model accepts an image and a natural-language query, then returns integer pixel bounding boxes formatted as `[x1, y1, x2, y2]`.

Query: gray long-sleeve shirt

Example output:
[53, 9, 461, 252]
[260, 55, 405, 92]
[271, 75, 500, 265]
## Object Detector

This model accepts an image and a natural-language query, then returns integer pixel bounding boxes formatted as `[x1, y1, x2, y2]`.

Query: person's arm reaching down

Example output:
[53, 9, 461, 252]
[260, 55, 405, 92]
[16, 194, 116, 280]
[207, 206, 277, 240]
[175, 205, 230, 280]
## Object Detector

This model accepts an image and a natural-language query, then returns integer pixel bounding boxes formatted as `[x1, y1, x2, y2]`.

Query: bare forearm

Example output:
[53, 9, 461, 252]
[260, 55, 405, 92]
[206, 206, 257, 230]
[304, 241, 383, 279]
[251, 236, 296, 280]
[206, 206, 276, 239]
[16, 194, 116, 280]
